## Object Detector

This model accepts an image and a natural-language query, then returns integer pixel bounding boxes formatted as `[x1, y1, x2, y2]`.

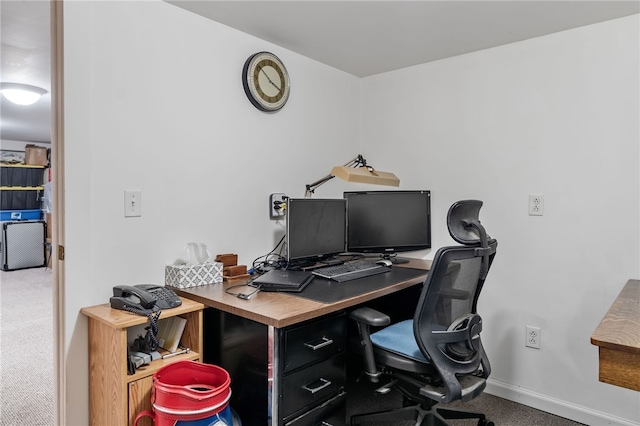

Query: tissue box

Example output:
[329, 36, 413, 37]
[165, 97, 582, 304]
[165, 262, 223, 288]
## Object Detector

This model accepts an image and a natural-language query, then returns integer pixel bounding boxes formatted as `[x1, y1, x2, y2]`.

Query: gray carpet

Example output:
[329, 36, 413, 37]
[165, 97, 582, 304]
[0, 267, 54, 426]
[346, 367, 586, 426]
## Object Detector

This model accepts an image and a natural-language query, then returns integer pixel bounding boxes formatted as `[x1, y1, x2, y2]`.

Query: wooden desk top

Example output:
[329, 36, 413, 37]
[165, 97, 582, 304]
[175, 259, 431, 328]
[591, 279, 640, 354]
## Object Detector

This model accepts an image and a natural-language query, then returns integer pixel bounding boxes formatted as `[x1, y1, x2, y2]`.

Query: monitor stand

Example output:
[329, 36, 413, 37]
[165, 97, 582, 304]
[295, 256, 345, 271]
[380, 253, 410, 264]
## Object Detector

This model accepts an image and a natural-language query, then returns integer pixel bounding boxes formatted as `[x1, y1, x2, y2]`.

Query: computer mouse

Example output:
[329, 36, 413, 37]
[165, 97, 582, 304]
[376, 259, 393, 267]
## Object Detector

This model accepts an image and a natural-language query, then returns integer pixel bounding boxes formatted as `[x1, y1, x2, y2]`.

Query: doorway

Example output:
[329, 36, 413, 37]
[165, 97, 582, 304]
[0, 1, 63, 424]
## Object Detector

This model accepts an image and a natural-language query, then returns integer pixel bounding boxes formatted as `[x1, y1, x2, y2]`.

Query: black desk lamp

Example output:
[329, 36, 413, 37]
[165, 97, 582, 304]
[304, 154, 400, 198]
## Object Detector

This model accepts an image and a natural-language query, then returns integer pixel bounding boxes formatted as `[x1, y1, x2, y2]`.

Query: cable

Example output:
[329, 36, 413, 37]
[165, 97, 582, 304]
[144, 309, 161, 351]
[250, 234, 288, 274]
[225, 282, 263, 300]
[228, 234, 288, 300]
[125, 305, 162, 352]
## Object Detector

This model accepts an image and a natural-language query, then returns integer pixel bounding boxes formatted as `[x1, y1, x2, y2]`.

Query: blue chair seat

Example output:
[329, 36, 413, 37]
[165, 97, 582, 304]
[371, 319, 429, 363]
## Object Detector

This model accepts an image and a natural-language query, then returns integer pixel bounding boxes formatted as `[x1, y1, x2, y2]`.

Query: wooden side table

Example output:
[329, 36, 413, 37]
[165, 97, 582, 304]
[591, 279, 640, 391]
[81, 297, 204, 425]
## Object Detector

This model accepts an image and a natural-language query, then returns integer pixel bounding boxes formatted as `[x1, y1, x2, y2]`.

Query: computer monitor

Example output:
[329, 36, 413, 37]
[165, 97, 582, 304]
[286, 198, 347, 265]
[344, 190, 431, 263]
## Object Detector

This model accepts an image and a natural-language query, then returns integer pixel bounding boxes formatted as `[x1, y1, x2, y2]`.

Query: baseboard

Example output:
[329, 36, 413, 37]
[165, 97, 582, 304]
[485, 379, 640, 426]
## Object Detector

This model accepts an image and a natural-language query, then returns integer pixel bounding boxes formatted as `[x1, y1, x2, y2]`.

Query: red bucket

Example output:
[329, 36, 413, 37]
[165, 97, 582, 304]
[135, 360, 233, 426]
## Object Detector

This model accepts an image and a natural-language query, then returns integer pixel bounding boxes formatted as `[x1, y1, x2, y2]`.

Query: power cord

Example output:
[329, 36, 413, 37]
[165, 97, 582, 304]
[250, 234, 288, 274]
[225, 234, 288, 301]
[225, 281, 263, 300]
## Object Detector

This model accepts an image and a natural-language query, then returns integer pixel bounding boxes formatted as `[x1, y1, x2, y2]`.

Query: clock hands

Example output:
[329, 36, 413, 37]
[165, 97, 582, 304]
[257, 65, 282, 94]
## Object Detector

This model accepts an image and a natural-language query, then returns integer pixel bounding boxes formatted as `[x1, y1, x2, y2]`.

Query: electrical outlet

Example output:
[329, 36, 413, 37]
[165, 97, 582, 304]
[269, 193, 286, 220]
[529, 194, 544, 216]
[526, 326, 541, 349]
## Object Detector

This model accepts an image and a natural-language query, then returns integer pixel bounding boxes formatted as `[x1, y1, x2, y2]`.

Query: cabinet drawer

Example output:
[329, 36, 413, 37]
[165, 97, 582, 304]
[281, 354, 346, 419]
[284, 313, 346, 373]
[284, 390, 346, 426]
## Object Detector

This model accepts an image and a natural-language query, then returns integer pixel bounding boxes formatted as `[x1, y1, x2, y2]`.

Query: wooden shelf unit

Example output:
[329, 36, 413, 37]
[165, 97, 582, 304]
[81, 297, 204, 426]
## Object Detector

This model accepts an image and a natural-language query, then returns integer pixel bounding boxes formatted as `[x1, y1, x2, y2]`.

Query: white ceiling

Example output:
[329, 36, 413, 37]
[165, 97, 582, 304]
[1, 1, 638, 144]
[0, 0, 51, 144]
[168, 1, 640, 77]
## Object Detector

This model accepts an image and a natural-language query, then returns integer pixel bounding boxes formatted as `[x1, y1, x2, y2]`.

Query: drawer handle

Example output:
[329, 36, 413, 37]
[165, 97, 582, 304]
[303, 378, 332, 394]
[304, 336, 333, 351]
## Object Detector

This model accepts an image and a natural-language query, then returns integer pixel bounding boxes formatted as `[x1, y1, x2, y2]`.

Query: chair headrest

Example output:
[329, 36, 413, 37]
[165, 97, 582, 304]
[447, 200, 488, 245]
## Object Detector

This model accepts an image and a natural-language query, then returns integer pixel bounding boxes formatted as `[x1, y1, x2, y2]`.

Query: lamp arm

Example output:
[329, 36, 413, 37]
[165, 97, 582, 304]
[305, 155, 367, 197]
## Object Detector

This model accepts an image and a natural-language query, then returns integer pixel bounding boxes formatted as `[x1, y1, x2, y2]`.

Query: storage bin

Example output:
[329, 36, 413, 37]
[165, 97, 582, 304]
[0, 189, 42, 210]
[0, 166, 45, 187]
[0, 209, 42, 221]
[1, 220, 47, 271]
[134, 360, 235, 426]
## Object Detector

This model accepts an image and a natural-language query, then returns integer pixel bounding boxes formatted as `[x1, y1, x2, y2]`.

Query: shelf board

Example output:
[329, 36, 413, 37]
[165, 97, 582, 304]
[126, 351, 200, 383]
[0, 164, 46, 168]
[81, 297, 204, 329]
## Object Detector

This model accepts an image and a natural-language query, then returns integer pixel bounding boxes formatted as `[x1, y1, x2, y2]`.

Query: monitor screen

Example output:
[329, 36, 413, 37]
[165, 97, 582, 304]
[344, 190, 431, 259]
[286, 198, 347, 263]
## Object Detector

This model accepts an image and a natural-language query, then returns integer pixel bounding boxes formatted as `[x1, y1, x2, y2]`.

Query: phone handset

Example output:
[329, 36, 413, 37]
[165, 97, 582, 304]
[111, 285, 162, 351]
[110, 285, 159, 315]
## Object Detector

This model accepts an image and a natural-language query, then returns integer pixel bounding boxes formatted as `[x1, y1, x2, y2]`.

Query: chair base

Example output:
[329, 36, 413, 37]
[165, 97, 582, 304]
[350, 402, 493, 426]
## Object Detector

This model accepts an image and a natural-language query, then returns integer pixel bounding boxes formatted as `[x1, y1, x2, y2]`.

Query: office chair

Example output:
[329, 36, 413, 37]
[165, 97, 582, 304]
[349, 200, 497, 426]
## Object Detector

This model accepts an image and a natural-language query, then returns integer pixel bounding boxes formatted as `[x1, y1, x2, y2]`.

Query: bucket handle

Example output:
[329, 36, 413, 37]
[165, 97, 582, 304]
[186, 383, 216, 393]
[134, 409, 155, 426]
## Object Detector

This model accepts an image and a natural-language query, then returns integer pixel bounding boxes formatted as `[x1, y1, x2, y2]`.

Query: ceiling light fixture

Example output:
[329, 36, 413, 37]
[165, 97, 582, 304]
[0, 83, 47, 106]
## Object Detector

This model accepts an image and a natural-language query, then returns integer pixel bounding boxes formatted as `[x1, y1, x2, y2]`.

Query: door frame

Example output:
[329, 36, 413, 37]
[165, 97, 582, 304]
[51, 1, 65, 423]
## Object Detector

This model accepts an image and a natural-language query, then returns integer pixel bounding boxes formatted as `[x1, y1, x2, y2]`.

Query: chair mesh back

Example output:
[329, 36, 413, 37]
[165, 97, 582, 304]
[432, 257, 481, 332]
[412, 200, 497, 402]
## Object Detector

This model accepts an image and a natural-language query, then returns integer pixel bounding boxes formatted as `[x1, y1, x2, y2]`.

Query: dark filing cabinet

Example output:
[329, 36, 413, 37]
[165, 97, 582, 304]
[280, 312, 347, 425]
[204, 309, 348, 426]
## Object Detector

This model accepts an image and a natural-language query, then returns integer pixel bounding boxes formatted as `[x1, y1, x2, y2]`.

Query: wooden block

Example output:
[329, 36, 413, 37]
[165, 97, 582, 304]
[223, 274, 251, 283]
[224, 265, 247, 277]
[215, 253, 238, 267]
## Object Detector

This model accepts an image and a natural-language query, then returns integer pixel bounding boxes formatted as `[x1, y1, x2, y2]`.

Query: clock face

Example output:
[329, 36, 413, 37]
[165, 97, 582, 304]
[242, 52, 290, 112]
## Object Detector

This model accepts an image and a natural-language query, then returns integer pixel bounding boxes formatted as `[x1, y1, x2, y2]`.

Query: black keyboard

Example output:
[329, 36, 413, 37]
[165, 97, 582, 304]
[312, 259, 390, 282]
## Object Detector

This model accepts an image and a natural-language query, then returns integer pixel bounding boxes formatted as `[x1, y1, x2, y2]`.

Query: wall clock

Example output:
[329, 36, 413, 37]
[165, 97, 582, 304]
[242, 52, 290, 112]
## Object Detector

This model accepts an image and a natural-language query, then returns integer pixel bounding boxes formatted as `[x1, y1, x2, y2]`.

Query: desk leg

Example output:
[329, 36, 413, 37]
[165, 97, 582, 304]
[269, 326, 277, 425]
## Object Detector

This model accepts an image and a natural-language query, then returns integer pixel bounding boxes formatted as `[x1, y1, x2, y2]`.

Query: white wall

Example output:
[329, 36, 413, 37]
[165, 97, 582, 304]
[63, 2, 639, 424]
[63, 2, 365, 424]
[0, 140, 51, 151]
[360, 15, 640, 425]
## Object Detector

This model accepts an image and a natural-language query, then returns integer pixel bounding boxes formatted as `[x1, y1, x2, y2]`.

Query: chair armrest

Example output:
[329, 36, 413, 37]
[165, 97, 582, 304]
[349, 307, 390, 383]
[349, 307, 390, 327]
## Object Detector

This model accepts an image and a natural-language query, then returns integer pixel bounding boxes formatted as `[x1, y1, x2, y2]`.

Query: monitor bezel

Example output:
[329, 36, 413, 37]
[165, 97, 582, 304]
[344, 190, 431, 256]
[285, 198, 347, 264]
